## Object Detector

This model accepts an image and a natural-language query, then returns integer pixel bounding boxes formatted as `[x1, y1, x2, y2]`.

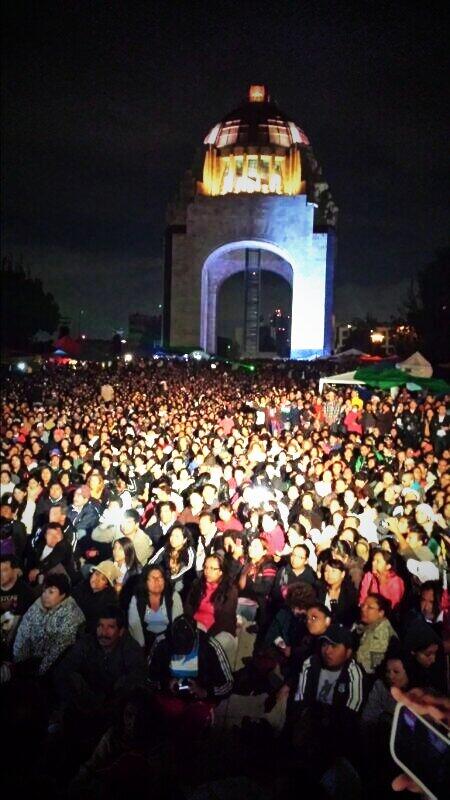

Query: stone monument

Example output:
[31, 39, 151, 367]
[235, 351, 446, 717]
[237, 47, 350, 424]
[163, 85, 337, 358]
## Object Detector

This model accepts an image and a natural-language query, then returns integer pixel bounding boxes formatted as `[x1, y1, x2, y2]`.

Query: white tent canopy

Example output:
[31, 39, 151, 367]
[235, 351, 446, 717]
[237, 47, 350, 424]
[396, 351, 432, 378]
[319, 370, 359, 394]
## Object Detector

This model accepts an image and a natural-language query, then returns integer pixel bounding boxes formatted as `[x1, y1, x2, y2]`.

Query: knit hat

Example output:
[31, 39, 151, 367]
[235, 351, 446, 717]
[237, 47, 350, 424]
[404, 621, 440, 653]
[90, 560, 120, 587]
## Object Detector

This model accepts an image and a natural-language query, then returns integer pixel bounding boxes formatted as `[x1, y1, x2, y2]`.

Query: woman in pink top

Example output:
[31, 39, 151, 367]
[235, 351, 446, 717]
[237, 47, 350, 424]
[359, 549, 405, 610]
[184, 554, 238, 637]
[260, 511, 285, 556]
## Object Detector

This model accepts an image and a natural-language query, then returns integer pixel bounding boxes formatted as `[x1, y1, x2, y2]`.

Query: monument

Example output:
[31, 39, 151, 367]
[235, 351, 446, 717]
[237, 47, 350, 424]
[163, 85, 337, 358]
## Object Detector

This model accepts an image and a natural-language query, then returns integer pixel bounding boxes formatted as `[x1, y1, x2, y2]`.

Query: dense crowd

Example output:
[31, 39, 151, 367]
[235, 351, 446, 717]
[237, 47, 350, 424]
[1, 358, 449, 799]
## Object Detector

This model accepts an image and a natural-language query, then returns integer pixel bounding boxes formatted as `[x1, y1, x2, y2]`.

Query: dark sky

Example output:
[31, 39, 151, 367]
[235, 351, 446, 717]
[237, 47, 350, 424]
[2, 1, 449, 337]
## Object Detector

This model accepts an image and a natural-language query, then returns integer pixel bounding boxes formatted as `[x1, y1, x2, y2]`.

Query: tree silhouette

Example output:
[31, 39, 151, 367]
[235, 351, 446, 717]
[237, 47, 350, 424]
[1, 256, 60, 348]
[406, 247, 450, 363]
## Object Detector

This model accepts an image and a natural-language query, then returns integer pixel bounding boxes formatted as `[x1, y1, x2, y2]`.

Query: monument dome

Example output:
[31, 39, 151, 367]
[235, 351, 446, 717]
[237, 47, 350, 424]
[201, 85, 310, 197]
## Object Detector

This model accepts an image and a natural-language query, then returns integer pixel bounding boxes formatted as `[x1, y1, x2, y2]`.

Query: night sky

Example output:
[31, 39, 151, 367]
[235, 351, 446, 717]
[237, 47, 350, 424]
[2, 1, 449, 338]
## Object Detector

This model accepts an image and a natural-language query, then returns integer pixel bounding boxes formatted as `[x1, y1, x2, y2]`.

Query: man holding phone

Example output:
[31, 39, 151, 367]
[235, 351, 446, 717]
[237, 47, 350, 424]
[148, 615, 233, 738]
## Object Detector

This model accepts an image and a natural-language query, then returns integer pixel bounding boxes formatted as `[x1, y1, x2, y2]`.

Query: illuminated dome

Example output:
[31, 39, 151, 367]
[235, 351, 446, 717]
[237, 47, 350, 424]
[200, 85, 310, 197]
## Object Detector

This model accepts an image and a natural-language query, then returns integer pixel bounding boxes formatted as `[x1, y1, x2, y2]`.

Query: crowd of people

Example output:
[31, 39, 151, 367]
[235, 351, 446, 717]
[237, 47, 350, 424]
[1, 357, 449, 799]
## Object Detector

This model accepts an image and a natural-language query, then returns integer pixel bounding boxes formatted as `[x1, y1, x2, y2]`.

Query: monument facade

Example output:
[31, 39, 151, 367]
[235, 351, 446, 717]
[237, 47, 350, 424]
[163, 85, 337, 358]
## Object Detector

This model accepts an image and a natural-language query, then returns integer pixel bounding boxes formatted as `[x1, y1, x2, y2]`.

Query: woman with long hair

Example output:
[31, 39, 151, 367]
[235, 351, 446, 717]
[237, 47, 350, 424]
[359, 549, 405, 611]
[238, 538, 277, 629]
[112, 536, 141, 604]
[185, 553, 237, 638]
[184, 553, 238, 667]
[149, 524, 195, 597]
[127, 565, 183, 655]
[319, 557, 358, 626]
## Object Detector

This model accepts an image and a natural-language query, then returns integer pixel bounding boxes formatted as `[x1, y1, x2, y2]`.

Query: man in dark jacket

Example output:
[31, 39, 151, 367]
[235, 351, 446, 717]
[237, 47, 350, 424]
[27, 523, 76, 585]
[68, 485, 101, 542]
[294, 624, 364, 712]
[289, 624, 364, 761]
[400, 399, 421, 450]
[148, 616, 233, 718]
[55, 605, 146, 750]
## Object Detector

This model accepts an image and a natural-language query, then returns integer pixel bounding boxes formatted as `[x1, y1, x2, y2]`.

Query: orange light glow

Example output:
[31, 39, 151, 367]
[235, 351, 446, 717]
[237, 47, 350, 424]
[248, 85, 266, 102]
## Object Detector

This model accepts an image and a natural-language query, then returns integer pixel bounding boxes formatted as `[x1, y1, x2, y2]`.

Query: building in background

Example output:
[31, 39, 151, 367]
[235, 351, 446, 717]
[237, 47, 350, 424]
[163, 85, 337, 358]
[128, 312, 162, 350]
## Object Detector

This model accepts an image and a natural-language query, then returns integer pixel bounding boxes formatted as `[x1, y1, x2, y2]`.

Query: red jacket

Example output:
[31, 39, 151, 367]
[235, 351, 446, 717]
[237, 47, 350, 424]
[359, 570, 405, 609]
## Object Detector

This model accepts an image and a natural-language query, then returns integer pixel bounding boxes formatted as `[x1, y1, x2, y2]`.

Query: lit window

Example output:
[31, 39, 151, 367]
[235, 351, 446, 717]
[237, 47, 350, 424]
[268, 122, 290, 147]
[217, 122, 240, 147]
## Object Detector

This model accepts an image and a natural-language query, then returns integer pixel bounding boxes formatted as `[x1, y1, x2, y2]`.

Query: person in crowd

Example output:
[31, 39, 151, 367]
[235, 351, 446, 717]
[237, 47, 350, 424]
[265, 582, 317, 674]
[92, 508, 153, 567]
[259, 509, 285, 556]
[403, 621, 446, 693]
[319, 558, 358, 626]
[0, 496, 27, 563]
[195, 510, 221, 573]
[238, 537, 277, 627]
[216, 501, 243, 534]
[72, 561, 119, 632]
[147, 615, 233, 737]
[13, 573, 84, 676]
[361, 648, 412, 733]
[145, 500, 178, 548]
[185, 553, 238, 665]
[68, 485, 101, 543]
[292, 623, 364, 748]
[360, 647, 414, 792]
[273, 543, 319, 607]
[355, 593, 398, 675]
[149, 523, 196, 596]
[127, 565, 183, 654]
[27, 521, 76, 585]
[112, 536, 141, 604]
[359, 548, 405, 612]
[56, 605, 146, 751]
[1, 554, 35, 659]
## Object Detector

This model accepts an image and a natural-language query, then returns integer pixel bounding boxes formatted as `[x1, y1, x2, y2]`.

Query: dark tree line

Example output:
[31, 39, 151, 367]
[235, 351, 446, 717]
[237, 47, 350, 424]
[1, 256, 60, 349]
[406, 247, 450, 363]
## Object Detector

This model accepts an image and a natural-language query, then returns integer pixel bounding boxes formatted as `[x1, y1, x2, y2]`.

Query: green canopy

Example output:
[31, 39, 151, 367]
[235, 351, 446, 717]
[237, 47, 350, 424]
[354, 366, 450, 393]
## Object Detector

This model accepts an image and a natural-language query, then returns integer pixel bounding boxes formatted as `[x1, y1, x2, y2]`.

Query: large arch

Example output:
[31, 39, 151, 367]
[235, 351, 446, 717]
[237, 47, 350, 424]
[200, 239, 295, 354]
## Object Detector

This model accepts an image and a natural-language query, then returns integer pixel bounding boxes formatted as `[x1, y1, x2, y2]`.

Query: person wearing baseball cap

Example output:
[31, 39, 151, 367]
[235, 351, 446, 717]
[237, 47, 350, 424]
[294, 623, 363, 715]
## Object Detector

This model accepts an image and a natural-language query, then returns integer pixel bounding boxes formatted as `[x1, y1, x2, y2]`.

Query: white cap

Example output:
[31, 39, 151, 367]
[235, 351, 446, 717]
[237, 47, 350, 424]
[406, 559, 439, 583]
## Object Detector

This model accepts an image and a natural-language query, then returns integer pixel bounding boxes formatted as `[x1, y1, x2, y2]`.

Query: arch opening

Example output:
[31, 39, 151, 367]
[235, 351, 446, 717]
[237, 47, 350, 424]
[217, 270, 292, 358]
[200, 240, 295, 355]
